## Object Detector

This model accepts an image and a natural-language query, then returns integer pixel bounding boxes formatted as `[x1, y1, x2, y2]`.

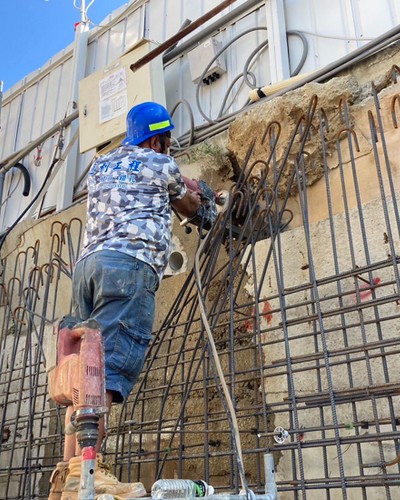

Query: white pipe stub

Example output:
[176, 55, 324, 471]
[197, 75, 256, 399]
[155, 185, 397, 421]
[169, 250, 185, 272]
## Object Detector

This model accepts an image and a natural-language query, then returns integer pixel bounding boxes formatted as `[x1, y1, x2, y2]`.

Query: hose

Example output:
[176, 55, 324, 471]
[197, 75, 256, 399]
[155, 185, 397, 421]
[0, 158, 58, 253]
[13, 162, 31, 197]
[194, 228, 251, 497]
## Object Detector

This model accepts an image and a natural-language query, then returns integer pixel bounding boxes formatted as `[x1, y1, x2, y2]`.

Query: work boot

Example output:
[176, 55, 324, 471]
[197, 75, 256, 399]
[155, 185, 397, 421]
[48, 461, 69, 500]
[61, 454, 147, 499]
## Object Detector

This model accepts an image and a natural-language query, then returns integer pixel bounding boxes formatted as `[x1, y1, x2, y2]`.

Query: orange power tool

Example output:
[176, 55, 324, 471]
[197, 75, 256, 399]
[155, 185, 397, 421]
[48, 320, 108, 500]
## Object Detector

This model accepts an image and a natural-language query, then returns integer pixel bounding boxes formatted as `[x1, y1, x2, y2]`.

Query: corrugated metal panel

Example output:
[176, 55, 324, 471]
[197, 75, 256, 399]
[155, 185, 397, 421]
[0, 46, 76, 225]
[86, 4, 146, 72]
[285, 0, 400, 72]
[0, 0, 400, 232]
[163, 2, 270, 134]
[351, 0, 398, 40]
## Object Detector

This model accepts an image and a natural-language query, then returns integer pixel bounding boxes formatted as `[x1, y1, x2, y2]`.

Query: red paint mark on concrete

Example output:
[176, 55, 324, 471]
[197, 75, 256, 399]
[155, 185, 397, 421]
[262, 301, 273, 325]
[245, 302, 273, 332]
[358, 277, 381, 301]
[245, 309, 255, 332]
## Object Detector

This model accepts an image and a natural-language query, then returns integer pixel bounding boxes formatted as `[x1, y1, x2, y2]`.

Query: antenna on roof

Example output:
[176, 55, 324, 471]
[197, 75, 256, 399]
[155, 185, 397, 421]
[73, 0, 95, 27]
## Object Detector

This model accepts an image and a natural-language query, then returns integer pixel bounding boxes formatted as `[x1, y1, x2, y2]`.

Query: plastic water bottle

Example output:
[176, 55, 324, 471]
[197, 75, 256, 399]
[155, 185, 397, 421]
[151, 479, 215, 499]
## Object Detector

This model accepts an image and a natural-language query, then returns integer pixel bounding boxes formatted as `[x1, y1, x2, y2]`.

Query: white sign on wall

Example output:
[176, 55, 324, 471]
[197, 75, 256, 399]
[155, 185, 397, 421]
[99, 68, 128, 123]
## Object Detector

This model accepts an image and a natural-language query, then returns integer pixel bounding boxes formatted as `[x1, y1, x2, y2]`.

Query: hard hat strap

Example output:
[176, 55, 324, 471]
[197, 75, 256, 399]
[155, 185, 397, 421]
[159, 134, 167, 154]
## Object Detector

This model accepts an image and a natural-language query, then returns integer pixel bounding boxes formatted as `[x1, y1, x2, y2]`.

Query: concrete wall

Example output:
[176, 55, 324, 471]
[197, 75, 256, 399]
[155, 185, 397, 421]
[230, 45, 400, 499]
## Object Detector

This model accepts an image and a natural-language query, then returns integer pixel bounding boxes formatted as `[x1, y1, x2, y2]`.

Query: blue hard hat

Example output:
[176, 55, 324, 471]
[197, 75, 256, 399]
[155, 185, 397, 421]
[122, 102, 175, 146]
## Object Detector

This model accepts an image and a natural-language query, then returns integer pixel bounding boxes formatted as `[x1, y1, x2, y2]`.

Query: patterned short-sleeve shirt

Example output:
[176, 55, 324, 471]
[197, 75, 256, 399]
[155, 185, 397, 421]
[78, 145, 187, 280]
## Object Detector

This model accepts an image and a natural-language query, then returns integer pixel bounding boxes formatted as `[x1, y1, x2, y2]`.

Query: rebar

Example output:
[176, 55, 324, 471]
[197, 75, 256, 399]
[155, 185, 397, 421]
[1, 76, 400, 499]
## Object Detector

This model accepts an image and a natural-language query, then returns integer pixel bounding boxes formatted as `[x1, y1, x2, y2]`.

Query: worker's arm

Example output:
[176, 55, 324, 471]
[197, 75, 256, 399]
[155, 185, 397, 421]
[172, 190, 201, 217]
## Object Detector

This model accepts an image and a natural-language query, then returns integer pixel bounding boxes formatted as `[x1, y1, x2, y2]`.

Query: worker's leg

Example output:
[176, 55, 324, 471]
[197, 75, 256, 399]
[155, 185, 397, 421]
[78, 251, 157, 405]
[61, 252, 154, 497]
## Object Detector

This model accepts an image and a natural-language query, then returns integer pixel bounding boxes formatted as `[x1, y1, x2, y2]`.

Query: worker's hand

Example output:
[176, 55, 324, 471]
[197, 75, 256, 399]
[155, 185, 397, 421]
[172, 189, 201, 217]
[189, 190, 202, 205]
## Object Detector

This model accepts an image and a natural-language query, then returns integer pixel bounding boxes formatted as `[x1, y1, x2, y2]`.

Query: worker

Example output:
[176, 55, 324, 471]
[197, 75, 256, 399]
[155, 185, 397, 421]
[49, 101, 201, 500]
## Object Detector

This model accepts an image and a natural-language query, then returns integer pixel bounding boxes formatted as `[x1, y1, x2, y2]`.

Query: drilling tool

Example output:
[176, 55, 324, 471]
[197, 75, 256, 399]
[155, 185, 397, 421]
[181, 176, 293, 244]
[181, 176, 229, 232]
[48, 319, 108, 500]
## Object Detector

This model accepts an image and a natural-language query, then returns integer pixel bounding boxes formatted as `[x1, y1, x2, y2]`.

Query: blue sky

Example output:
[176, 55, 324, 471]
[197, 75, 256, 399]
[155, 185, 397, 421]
[1, 0, 128, 91]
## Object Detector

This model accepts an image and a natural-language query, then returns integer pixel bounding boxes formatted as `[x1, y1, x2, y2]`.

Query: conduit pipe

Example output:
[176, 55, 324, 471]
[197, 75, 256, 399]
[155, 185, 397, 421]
[249, 23, 400, 102]
[175, 23, 400, 149]
[168, 251, 185, 272]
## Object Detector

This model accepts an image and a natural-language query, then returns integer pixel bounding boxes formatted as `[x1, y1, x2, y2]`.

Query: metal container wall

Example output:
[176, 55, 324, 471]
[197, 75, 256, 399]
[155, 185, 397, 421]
[0, 0, 399, 232]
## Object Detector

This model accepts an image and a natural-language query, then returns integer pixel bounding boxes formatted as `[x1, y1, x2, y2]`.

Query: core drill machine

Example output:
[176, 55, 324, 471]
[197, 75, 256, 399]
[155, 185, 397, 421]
[48, 320, 108, 500]
[181, 176, 228, 231]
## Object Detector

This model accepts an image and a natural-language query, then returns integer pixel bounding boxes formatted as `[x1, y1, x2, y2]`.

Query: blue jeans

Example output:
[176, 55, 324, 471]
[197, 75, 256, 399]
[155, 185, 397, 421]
[72, 250, 158, 402]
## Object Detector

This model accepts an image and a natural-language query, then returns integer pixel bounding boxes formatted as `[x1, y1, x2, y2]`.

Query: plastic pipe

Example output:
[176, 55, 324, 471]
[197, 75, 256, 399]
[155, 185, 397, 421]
[168, 251, 185, 272]
[249, 72, 315, 102]
[264, 453, 278, 499]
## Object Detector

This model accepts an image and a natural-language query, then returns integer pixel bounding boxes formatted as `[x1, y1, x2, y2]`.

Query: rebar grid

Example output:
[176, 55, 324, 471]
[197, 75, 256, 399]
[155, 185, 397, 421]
[0, 75, 400, 499]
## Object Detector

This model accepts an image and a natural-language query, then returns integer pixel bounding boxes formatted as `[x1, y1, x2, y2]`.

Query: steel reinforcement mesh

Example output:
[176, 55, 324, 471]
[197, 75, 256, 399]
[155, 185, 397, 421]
[1, 77, 400, 499]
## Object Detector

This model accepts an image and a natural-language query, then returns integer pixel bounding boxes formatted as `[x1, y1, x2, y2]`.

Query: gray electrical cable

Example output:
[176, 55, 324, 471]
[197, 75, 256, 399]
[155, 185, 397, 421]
[170, 99, 196, 149]
[286, 30, 309, 76]
[175, 24, 400, 150]
[298, 29, 374, 41]
[195, 27, 268, 124]
[218, 72, 256, 119]
[194, 28, 308, 124]
[241, 38, 270, 90]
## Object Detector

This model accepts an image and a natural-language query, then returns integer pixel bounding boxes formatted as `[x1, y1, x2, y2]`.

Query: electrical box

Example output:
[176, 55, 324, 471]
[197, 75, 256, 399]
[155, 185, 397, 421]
[187, 38, 226, 85]
[79, 39, 166, 153]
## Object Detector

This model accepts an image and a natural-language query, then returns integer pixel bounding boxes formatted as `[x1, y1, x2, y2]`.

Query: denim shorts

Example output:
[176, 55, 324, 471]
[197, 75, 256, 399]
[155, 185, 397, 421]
[72, 250, 158, 403]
